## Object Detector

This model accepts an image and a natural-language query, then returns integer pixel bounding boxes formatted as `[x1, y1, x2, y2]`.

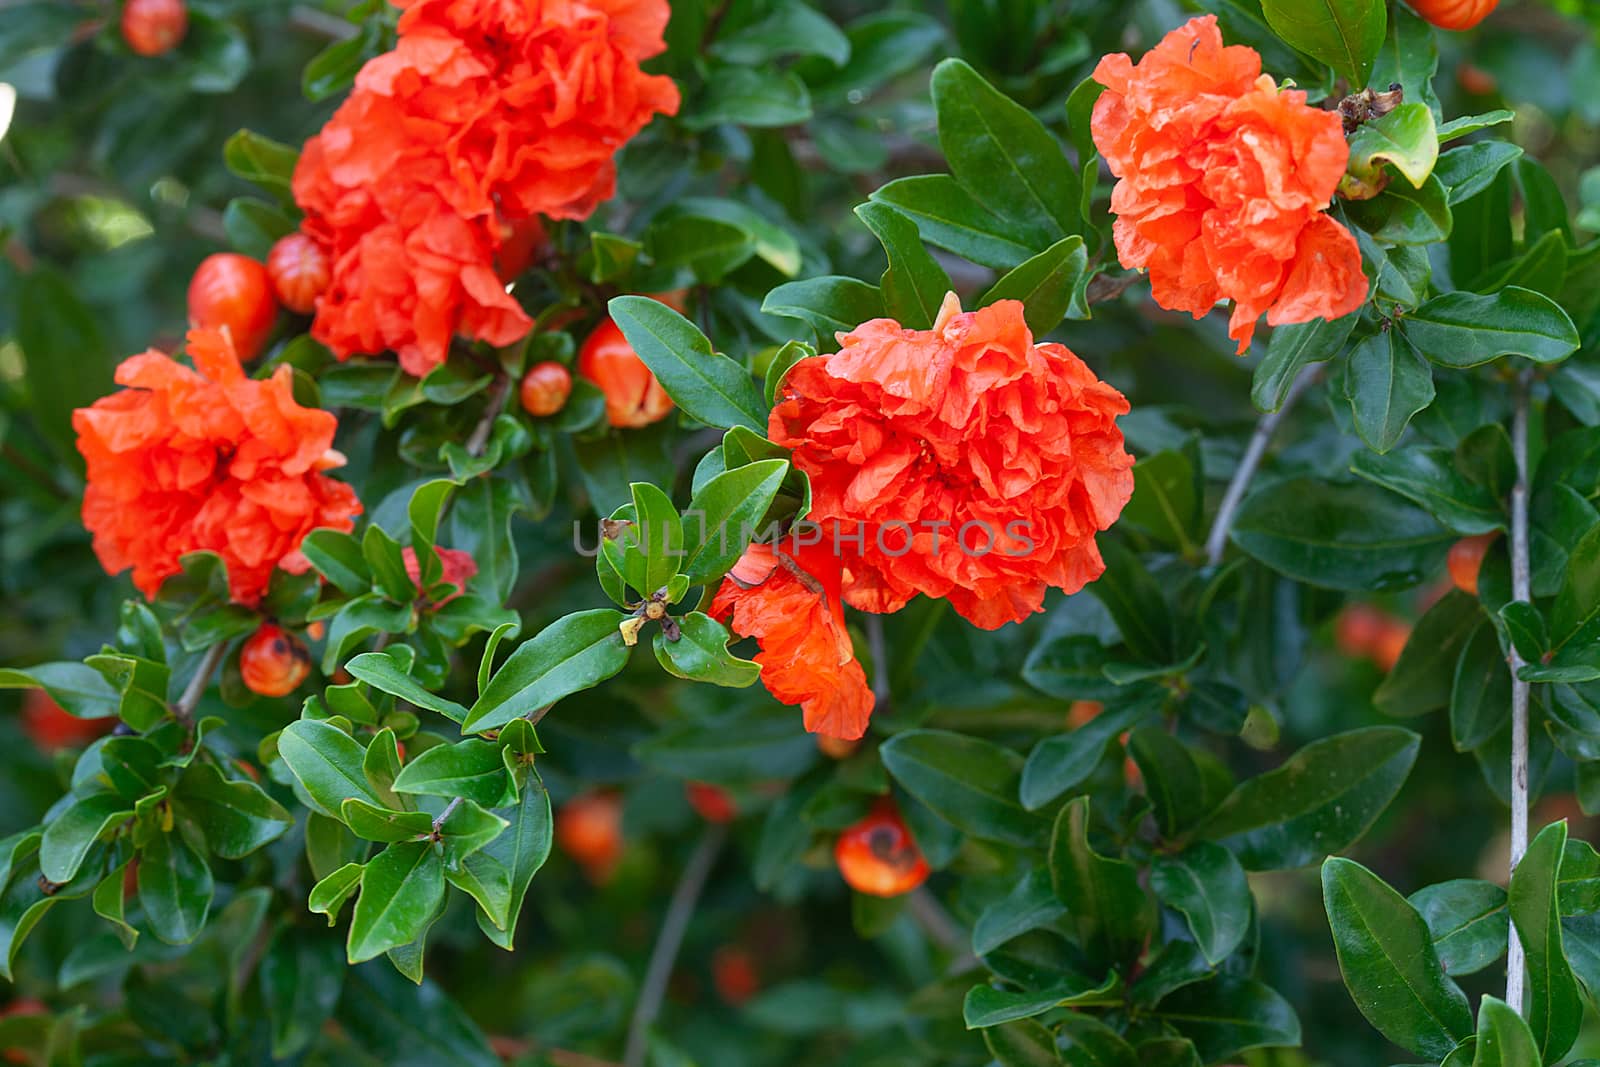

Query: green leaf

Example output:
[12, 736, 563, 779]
[880, 730, 1038, 845]
[681, 459, 789, 584]
[40, 795, 131, 884]
[342, 799, 434, 843]
[1450, 622, 1511, 751]
[1127, 727, 1220, 839]
[308, 863, 364, 926]
[174, 762, 292, 859]
[854, 202, 953, 330]
[973, 869, 1066, 955]
[982, 1019, 1061, 1067]
[1231, 477, 1453, 591]
[1347, 174, 1453, 244]
[930, 58, 1077, 239]
[1152, 842, 1251, 965]
[391, 741, 513, 808]
[138, 831, 214, 945]
[1437, 142, 1524, 205]
[1507, 821, 1582, 1062]
[1346, 103, 1438, 191]
[1321, 858, 1471, 1058]
[0, 662, 121, 721]
[15, 268, 115, 465]
[686, 66, 811, 129]
[301, 529, 372, 596]
[1057, 1014, 1138, 1067]
[961, 972, 1121, 1028]
[344, 652, 468, 723]
[1255, 314, 1356, 413]
[1122, 447, 1203, 553]
[761, 276, 885, 342]
[609, 296, 767, 431]
[222, 197, 294, 259]
[1471, 996, 1541, 1067]
[1401, 287, 1580, 368]
[262, 924, 346, 1059]
[1350, 447, 1502, 534]
[470, 769, 553, 948]
[1049, 797, 1155, 966]
[869, 175, 1036, 271]
[464, 610, 632, 733]
[347, 841, 446, 964]
[1374, 591, 1483, 717]
[654, 612, 760, 688]
[1201, 727, 1420, 870]
[979, 236, 1089, 332]
[1088, 538, 1175, 662]
[1150, 976, 1301, 1064]
[222, 129, 299, 205]
[1344, 330, 1434, 453]
[278, 719, 384, 818]
[1020, 696, 1158, 810]
[1261, 0, 1385, 85]
[710, 1, 849, 65]
[1410, 879, 1508, 977]
[1552, 524, 1600, 658]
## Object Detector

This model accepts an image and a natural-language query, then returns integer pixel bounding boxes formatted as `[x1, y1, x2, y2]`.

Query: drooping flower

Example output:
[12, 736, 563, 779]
[710, 541, 875, 741]
[1091, 15, 1367, 351]
[291, 0, 679, 376]
[73, 328, 361, 605]
[770, 294, 1135, 631]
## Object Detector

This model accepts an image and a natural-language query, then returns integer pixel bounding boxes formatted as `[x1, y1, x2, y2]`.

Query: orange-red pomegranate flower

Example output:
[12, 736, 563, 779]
[291, 0, 678, 376]
[711, 541, 875, 741]
[1091, 15, 1367, 351]
[771, 295, 1135, 631]
[73, 328, 361, 606]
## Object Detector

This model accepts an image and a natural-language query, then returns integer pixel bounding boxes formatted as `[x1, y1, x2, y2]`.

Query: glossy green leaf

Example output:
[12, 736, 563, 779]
[465, 610, 632, 733]
[609, 296, 767, 431]
[279, 719, 384, 818]
[1202, 727, 1420, 869]
[138, 831, 214, 945]
[347, 841, 446, 964]
[982, 1019, 1060, 1067]
[1261, 0, 1384, 85]
[174, 762, 292, 859]
[1049, 797, 1155, 965]
[854, 202, 953, 329]
[1322, 858, 1471, 1058]
[1152, 842, 1251, 965]
[681, 459, 789, 584]
[980, 236, 1089, 331]
[1344, 330, 1435, 454]
[1150, 976, 1301, 1064]
[868, 175, 1035, 270]
[880, 730, 1038, 845]
[1507, 821, 1582, 1062]
[1409, 879, 1509, 977]
[654, 612, 760, 688]
[1401, 287, 1580, 368]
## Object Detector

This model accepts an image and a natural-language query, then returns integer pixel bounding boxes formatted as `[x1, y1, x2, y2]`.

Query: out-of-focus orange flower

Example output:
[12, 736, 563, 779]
[686, 781, 738, 823]
[73, 328, 361, 605]
[711, 946, 761, 1005]
[556, 790, 624, 883]
[1448, 532, 1497, 597]
[771, 294, 1134, 630]
[21, 691, 113, 753]
[711, 541, 875, 741]
[401, 545, 478, 605]
[291, 0, 678, 376]
[1091, 16, 1366, 352]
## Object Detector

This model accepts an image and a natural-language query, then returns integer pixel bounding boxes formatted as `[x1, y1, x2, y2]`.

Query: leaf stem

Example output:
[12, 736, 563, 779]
[1506, 368, 1534, 1011]
[174, 640, 229, 721]
[465, 373, 513, 457]
[432, 795, 464, 832]
[1203, 364, 1322, 566]
[623, 824, 727, 1067]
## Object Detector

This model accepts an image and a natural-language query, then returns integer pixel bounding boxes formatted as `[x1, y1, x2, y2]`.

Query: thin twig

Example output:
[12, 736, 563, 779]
[1506, 368, 1534, 1011]
[287, 4, 359, 40]
[623, 824, 728, 1067]
[465, 374, 513, 457]
[433, 796, 463, 832]
[865, 615, 890, 706]
[1203, 364, 1322, 566]
[174, 641, 229, 721]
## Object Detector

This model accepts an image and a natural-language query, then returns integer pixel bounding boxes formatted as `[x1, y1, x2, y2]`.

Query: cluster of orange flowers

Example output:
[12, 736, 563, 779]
[293, 0, 679, 376]
[715, 296, 1135, 740]
[74, 329, 361, 605]
[1091, 16, 1367, 351]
